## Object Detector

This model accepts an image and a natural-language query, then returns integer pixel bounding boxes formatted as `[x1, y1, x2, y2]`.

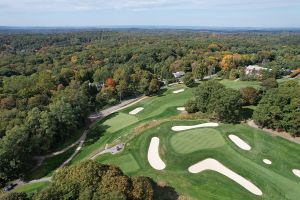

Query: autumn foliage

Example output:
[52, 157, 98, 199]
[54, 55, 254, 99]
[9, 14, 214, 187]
[105, 78, 115, 88]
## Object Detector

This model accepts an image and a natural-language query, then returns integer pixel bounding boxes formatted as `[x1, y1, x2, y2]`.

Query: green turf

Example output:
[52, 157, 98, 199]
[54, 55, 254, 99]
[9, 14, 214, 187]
[170, 128, 225, 154]
[27, 83, 300, 199]
[97, 120, 300, 200]
[14, 182, 50, 194]
[96, 153, 140, 174]
[219, 79, 261, 89]
[102, 112, 138, 133]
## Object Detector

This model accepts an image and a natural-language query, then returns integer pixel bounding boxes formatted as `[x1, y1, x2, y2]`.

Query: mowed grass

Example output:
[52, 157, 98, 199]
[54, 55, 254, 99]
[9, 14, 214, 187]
[170, 128, 225, 154]
[71, 84, 193, 164]
[102, 112, 138, 133]
[96, 153, 140, 174]
[26, 82, 300, 199]
[98, 120, 300, 200]
[219, 79, 261, 89]
[14, 182, 50, 194]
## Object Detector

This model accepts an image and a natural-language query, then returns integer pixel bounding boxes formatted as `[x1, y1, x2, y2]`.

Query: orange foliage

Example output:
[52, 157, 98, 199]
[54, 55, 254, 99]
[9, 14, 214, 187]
[105, 78, 115, 88]
[290, 68, 300, 78]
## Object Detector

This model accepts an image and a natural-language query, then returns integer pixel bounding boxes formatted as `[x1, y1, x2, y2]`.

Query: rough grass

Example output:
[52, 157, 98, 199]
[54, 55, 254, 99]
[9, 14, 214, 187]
[25, 146, 76, 181]
[170, 128, 225, 154]
[219, 79, 261, 89]
[14, 182, 50, 194]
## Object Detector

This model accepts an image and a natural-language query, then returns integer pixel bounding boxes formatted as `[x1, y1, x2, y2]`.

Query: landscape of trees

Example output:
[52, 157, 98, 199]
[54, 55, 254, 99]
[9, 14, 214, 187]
[0, 30, 300, 187]
[1, 160, 175, 200]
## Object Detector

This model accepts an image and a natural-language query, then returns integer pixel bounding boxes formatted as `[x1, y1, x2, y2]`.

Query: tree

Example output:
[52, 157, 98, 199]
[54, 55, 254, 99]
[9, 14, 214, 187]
[32, 160, 155, 200]
[93, 67, 111, 83]
[253, 81, 300, 135]
[193, 63, 206, 80]
[182, 72, 194, 87]
[240, 87, 261, 105]
[0, 192, 29, 200]
[261, 78, 278, 91]
[149, 78, 160, 94]
[187, 80, 242, 122]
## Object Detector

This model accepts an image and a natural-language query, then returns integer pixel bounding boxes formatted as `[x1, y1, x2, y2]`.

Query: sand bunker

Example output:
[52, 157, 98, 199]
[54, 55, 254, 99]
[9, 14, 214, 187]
[263, 159, 272, 165]
[147, 137, 166, 170]
[177, 107, 186, 111]
[292, 169, 300, 178]
[171, 123, 219, 132]
[228, 135, 251, 151]
[129, 107, 144, 115]
[173, 89, 185, 94]
[188, 158, 262, 196]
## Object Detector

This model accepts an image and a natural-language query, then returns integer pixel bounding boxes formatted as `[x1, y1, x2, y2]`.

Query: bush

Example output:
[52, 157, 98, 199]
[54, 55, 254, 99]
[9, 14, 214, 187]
[184, 99, 198, 113]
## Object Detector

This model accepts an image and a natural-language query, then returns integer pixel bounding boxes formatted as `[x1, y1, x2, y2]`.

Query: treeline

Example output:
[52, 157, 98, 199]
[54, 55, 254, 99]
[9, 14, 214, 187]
[0, 160, 178, 200]
[185, 80, 300, 135]
[1, 31, 300, 186]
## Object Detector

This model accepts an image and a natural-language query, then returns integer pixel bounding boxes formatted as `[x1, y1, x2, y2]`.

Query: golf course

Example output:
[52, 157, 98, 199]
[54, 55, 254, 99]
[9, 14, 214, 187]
[16, 81, 300, 200]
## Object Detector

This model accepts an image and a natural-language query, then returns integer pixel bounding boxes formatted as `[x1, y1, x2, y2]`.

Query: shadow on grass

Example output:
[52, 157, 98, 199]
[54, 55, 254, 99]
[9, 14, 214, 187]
[154, 184, 179, 200]
[24, 146, 77, 181]
[240, 107, 254, 121]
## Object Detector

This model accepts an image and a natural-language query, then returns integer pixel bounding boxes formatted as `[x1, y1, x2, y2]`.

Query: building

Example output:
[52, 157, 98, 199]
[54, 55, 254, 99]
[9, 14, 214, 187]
[245, 65, 270, 75]
[172, 71, 185, 78]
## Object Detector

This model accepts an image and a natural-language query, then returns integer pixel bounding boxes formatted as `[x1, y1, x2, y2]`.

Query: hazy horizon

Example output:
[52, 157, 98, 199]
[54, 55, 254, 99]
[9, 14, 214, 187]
[1, 0, 300, 28]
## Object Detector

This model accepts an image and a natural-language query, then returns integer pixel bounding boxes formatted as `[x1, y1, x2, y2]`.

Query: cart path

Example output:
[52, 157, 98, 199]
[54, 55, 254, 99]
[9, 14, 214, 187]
[246, 120, 300, 145]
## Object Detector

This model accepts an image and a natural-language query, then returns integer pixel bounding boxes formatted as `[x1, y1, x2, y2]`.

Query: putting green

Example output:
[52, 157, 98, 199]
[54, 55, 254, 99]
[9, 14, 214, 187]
[170, 128, 225, 154]
[102, 112, 138, 133]
[97, 153, 140, 174]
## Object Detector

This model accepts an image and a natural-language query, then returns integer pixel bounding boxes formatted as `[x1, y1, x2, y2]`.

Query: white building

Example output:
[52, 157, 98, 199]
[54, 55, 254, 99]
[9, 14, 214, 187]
[245, 65, 270, 75]
[173, 71, 185, 78]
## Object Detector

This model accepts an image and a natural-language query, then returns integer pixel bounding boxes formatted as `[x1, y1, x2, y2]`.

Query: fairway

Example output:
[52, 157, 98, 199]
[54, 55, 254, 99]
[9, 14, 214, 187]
[102, 112, 138, 133]
[170, 128, 225, 154]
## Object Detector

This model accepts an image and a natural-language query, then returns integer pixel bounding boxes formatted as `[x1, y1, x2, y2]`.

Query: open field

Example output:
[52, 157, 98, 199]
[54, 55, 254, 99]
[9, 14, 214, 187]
[21, 82, 300, 199]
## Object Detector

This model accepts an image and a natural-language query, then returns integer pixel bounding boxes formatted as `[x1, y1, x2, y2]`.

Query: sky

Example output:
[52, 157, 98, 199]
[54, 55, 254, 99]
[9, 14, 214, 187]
[1, 0, 300, 27]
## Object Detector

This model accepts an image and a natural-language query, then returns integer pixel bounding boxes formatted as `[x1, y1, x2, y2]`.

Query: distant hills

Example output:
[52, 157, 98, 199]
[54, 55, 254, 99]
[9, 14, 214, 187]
[1, 26, 300, 34]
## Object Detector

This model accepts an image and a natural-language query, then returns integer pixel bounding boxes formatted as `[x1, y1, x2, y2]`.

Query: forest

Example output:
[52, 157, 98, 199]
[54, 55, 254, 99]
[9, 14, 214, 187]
[1, 30, 300, 188]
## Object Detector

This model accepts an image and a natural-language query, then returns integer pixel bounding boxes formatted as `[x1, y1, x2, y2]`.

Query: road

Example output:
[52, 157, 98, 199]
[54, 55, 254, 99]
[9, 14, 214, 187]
[10, 95, 147, 191]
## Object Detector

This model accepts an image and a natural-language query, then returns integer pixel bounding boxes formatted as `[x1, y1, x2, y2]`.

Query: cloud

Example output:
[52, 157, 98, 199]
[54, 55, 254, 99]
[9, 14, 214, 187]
[1, 0, 300, 12]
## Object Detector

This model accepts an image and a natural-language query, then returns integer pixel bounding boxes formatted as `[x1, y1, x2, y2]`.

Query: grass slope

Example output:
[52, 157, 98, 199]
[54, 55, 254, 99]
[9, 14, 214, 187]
[98, 121, 300, 199]
[170, 128, 225, 154]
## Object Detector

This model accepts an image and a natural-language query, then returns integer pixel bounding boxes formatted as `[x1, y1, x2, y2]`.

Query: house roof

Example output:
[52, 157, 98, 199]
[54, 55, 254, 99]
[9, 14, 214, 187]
[173, 71, 185, 78]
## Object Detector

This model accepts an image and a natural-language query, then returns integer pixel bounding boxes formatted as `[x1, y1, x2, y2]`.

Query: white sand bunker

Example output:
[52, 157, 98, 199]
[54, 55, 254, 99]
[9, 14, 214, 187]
[147, 137, 166, 170]
[129, 107, 144, 115]
[177, 107, 186, 111]
[188, 158, 262, 196]
[171, 123, 219, 132]
[292, 169, 300, 178]
[263, 159, 272, 165]
[173, 89, 185, 94]
[228, 135, 251, 151]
